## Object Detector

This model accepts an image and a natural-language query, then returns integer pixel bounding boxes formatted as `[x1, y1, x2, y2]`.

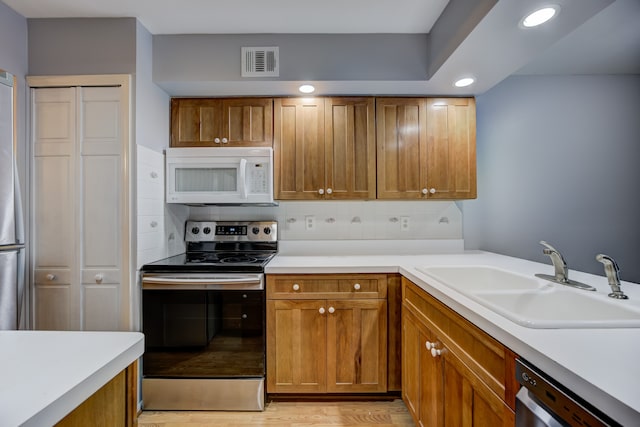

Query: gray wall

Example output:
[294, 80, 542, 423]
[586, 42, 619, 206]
[0, 1, 28, 216]
[28, 18, 137, 75]
[464, 75, 640, 283]
[135, 21, 170, 152]
[153, 33, 429, 83]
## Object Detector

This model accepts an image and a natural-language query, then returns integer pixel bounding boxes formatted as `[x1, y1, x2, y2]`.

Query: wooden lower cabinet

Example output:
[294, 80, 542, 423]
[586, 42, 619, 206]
[402, 278, 517, 426]
[56, 361, 138, 427]
[266, 274, 387, 393]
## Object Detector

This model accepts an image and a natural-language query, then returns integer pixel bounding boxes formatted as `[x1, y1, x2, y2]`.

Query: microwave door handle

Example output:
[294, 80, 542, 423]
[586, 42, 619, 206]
[239, 158, 248, 199]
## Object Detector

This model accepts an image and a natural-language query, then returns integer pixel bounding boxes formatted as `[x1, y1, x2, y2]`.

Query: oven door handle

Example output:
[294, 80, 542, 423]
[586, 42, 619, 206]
[142, 275, 264, 289]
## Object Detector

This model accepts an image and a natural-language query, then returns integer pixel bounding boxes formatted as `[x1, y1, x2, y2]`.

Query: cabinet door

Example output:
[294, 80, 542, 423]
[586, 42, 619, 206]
[441, 345, 515, 427]
[324, 97, 376, 199]
[274, 98, 325, 200]
[32, 87, 78, 330]
[425, 98, 476, 199]
[402, 310, 443, 427]
[266, 299, 327, 393]
[80, 87, 123, 331]
[170, 98, 221, 147]
[376, 98, 428, 199]
[326, 299, 387, 393]
[221, 98, 273, 146]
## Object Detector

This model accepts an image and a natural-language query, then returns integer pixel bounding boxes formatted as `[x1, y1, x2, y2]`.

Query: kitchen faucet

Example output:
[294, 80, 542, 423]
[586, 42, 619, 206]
[596, 254, 628, 299]
[535, 241, 595, 291]
[539, 240, 568, 282]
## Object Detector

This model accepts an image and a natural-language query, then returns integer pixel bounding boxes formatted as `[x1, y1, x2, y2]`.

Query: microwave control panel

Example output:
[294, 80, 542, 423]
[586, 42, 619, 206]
[249, 162, 269, 194]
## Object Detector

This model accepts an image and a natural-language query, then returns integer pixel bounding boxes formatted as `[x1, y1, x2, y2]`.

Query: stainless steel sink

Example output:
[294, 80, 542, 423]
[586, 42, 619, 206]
[417, 265, 640, 329]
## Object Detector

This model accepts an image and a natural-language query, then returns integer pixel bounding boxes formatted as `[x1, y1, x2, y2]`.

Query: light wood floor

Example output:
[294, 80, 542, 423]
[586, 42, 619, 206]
[138, 399, 415, 427]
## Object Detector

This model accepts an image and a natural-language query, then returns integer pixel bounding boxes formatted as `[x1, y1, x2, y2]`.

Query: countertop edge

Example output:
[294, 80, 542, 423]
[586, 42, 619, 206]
[8, 331, 144, 427]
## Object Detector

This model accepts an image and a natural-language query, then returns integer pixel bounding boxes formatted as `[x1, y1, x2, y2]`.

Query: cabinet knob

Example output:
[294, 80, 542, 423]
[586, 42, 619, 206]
[421, 188, 428, 195]
[221, 138, 228, 144]
[429, 188, 436, 194]
[214, 138, 221, 144]
[150, 221, 158, 228]
[46, 274, 56, 281]
[431, 347, 442, 357]
[318, 189, 325, 195]
[94, 274, 103, 284]
[150, 171, 158, 179]
[353, 283, 361, 290]
[426, 341, 434, 350]
[328, 307, 335, 314]
[326, 188, 333, 194]
[319, 307, 326, 314]
[292, 283, 300, 291]
[242, 314, 248, 319]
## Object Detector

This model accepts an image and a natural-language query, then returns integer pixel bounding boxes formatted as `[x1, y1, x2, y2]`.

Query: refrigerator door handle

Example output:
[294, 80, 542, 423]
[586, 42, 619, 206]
[16, 246, 25, 329]
[0, 244, 25, 252]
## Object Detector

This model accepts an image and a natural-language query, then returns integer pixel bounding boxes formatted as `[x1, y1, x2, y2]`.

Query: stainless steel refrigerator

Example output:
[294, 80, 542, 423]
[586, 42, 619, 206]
[0, 70, 26, 330]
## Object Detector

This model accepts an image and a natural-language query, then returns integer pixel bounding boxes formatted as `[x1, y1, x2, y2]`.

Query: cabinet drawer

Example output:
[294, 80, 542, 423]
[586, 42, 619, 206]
[266, 274, 387, 299]
[402, 277, 519, 410]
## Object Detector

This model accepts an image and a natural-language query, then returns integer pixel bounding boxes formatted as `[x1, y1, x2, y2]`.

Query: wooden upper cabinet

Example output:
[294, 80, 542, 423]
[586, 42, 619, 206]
[170, 97, 273, 147]
[274, 97, 325, 199]
[376, 97, 477, 200]
[274, 97, 376, 200]
[426, 98, 477, 199]
[324, 97, 376, 199]
[376, 98, 428, 199]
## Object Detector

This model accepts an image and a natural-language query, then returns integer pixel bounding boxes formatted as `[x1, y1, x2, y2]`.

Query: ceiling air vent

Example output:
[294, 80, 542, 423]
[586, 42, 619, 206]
[241, 47, 279, 77]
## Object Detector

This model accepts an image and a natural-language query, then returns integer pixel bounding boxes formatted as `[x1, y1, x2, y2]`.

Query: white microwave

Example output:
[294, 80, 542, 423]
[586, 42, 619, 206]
[165, 147, 274, 205]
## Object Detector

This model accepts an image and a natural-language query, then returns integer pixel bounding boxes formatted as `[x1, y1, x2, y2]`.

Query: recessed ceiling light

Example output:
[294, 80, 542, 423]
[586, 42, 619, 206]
[521, 6, 559, 28]
[454, 77, 475, 88]
[298, 84, 315, 94]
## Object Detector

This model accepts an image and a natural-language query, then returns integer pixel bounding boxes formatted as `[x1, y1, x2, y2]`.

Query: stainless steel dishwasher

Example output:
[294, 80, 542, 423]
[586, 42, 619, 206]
[515, 359, 621, 427]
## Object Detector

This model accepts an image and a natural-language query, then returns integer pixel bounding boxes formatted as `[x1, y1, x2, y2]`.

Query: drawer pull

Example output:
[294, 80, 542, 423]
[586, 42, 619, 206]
[353, 283, 361, 290]
[292, 283, 300, 291]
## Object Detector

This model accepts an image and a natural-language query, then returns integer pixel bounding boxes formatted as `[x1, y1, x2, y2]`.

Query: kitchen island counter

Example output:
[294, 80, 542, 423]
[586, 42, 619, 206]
[0, 330, 144, 427]
[266, 247, 640, 426]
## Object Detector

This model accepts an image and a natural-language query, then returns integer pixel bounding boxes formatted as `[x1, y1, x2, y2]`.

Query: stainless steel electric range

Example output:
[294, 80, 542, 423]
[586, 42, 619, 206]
[140, 220, 277, 411]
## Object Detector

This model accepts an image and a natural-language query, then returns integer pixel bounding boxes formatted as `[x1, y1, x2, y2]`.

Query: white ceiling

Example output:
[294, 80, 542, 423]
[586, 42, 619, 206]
[3, 0, 451, 34]
[4, 0, 640, 96]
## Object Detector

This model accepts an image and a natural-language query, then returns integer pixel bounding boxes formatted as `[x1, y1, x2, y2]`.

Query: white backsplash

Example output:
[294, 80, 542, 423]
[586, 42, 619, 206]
[189, 200, 462, 241]
[136, 145, 188, 268]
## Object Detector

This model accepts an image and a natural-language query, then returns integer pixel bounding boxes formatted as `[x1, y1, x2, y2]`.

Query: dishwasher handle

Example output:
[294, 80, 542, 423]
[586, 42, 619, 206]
[515, 387, 563, 427]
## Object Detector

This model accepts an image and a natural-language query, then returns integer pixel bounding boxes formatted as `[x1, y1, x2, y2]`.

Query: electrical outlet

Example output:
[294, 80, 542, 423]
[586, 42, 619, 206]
[305, 215, 315, 231]
[400, 216, 410, 231]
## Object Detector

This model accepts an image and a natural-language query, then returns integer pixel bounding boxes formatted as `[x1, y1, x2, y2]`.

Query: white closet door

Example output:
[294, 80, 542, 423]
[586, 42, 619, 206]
[32, 87, 78, 330]
[32, 84, 127, 331]
[79, 87, 123, 331]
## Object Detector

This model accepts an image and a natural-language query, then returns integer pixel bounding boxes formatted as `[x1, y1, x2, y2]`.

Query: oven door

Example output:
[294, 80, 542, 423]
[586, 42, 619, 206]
[141, 273, 266, 410]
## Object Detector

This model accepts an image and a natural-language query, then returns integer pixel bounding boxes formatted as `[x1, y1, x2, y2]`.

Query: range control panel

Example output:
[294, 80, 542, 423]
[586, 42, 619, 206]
[185, 221, 277, 242]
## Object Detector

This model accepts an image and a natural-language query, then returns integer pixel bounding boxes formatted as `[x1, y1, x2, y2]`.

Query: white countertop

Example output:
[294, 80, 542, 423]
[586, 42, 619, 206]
[266, 247, 640, 426]
[0, 331, 144, 427]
